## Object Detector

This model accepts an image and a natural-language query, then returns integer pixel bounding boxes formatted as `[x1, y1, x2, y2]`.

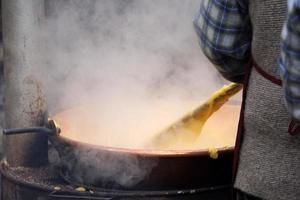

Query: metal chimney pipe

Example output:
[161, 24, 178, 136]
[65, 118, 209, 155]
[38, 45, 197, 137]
[2, 0, 48, 167]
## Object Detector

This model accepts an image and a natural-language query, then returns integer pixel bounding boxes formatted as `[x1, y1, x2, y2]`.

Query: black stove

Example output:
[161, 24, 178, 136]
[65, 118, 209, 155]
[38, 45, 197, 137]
[1, 160, 231, 200]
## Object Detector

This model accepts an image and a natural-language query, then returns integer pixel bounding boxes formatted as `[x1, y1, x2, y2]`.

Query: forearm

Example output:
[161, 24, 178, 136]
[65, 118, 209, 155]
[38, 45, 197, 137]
[193, 0, 251, 83]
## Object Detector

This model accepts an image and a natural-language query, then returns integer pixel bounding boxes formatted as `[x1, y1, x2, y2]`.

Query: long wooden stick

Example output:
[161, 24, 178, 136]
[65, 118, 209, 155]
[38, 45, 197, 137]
[151, 83, 243, 145]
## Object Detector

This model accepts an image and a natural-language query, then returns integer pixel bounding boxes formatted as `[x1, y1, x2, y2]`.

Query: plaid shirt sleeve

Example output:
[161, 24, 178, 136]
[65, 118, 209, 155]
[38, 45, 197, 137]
[193, 0, 251, 83]
[279, 0, 300, 122]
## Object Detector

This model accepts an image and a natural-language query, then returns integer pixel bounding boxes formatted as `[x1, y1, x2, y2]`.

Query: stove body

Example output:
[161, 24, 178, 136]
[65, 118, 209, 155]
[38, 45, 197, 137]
[1, 164, 231, 200]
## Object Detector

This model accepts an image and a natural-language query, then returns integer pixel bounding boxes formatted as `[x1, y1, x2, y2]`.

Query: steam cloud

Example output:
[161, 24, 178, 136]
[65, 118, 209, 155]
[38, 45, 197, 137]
[58, 144, 158, 189]
[41, 0, 226, 112]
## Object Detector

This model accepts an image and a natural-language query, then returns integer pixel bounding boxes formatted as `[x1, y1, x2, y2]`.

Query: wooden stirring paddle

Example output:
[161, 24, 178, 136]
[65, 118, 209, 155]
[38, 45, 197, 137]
[149, 83, 243, 148]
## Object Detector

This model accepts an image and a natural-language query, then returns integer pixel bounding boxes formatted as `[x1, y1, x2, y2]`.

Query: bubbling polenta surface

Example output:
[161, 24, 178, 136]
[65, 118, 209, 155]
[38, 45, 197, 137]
[54, 100, 240, 151]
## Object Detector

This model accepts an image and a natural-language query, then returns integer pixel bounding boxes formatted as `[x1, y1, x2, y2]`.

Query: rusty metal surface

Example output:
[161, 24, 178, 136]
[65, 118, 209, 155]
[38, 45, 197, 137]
[2, 0, 48, 167]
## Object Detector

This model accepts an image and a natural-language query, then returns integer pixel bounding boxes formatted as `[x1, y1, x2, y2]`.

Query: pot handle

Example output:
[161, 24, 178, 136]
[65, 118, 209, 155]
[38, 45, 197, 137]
[3, 119, 61, 136]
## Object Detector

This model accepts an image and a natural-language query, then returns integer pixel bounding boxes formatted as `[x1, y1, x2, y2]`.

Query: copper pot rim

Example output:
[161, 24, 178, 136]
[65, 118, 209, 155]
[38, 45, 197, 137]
[55, 134, 235, 158]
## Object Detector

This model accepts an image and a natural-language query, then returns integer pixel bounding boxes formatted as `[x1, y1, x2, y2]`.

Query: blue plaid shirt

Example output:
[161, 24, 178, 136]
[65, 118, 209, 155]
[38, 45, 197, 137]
[193, 0, 251, 83]
[280, 0, 300, 122]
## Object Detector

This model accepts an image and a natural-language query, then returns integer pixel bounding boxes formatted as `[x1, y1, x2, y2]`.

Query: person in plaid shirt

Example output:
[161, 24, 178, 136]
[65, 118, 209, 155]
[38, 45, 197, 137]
[194, 0, 300, 200]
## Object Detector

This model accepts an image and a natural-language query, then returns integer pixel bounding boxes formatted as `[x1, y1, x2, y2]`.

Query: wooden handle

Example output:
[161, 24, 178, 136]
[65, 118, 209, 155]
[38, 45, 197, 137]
[152, 83, 243, 145]
[182, 83, 242, 133]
